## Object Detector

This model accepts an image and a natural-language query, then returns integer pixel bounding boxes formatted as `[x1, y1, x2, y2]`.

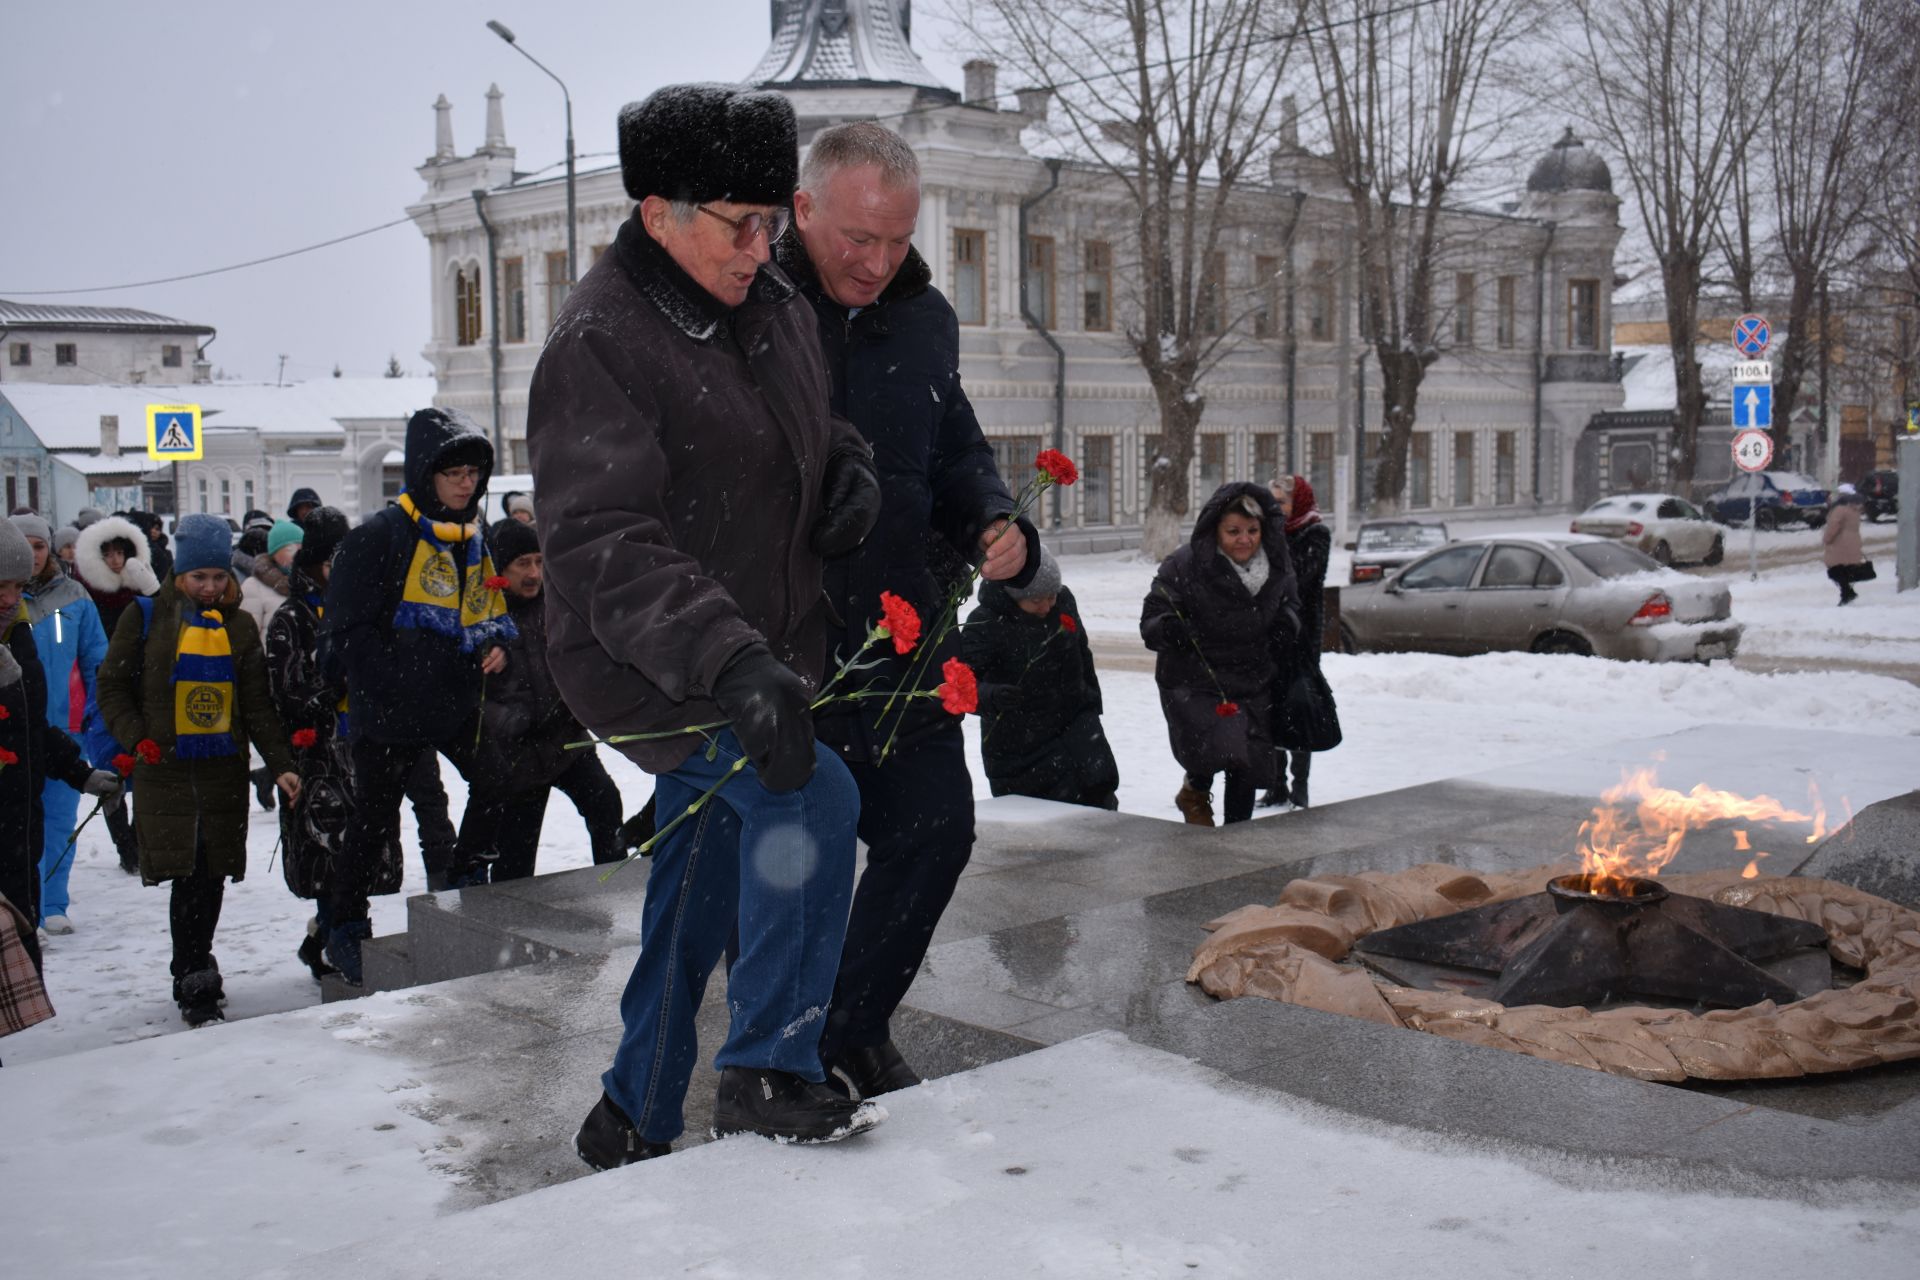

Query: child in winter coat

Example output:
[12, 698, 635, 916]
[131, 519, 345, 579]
[73, 514, 161, 874]
[95, 514, 301, 1026]
[0, 519, 120, 976]
[10, 514, 111, 933]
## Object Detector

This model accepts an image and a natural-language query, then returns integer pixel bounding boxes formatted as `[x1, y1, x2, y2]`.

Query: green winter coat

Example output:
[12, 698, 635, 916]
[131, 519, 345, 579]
[96, 582, 296, 884]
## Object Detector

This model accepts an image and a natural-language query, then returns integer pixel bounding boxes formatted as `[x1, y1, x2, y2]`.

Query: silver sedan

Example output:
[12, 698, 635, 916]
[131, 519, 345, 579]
[1340, 534, 1743, 663]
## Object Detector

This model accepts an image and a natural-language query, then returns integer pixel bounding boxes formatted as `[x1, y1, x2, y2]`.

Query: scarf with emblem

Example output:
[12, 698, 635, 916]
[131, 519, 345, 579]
[393, 492, 516, 652]
[173, 605, 238, 759]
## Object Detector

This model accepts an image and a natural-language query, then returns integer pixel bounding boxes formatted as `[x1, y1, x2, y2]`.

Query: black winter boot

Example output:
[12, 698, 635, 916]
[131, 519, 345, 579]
[711, 1067, 886, 1144]
[1288, 752, 1311, 810]
[178, 968, 225, 1027]
[326, 920, 373, 986]
[575, 1092, 671, 1170]
[297, 919, 338, 981]
[827, 1040, 922, 1099]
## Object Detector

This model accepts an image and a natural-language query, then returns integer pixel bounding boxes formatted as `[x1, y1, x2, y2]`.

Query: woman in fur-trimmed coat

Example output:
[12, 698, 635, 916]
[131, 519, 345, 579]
[72, 515, 160, 871]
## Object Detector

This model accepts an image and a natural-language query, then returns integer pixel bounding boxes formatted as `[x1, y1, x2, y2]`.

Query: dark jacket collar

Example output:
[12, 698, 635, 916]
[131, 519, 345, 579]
[615, 213, 796, 344]
[773, 231, 932, 313]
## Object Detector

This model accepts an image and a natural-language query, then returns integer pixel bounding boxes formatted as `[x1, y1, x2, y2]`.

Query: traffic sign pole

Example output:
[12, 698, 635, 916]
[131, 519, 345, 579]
[1730, 334, 1772, 583]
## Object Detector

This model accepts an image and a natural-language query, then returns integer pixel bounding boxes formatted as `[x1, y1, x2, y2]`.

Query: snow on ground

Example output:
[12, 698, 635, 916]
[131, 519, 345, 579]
[247, 1033, 1917, 1280]
[10, 520, 1918, 1068]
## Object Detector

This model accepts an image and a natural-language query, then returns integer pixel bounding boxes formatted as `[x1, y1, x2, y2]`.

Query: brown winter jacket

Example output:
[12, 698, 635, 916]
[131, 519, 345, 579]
[96, 581, 295, 884]
[526, 216, 871, 774]
[1821, 500, 1864, 567]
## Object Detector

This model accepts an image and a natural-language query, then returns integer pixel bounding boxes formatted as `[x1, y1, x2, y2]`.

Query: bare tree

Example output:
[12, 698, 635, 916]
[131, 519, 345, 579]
[1301, 0, 1541, 513]
[957, 0, 1306, 557]
[1569, 0, 1809, 490]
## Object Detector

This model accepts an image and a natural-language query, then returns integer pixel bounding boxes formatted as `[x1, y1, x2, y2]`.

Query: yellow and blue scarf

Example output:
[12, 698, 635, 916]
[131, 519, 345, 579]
[393, 492, 517, 653]
[173, 607, 238, 760]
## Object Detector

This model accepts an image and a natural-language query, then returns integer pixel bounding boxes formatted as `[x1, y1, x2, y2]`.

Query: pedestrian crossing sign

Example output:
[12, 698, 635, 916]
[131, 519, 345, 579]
[147, 404, 202, 460]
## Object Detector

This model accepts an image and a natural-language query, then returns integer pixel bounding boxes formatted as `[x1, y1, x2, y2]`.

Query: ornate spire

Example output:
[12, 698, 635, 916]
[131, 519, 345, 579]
[747, 0, 950, 93]
[483, 83, 509, 153]
[432, 93, 455, 162]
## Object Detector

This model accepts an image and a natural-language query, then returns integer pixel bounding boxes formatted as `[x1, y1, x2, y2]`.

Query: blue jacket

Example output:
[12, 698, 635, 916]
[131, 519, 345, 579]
[22, 568, 109, 743]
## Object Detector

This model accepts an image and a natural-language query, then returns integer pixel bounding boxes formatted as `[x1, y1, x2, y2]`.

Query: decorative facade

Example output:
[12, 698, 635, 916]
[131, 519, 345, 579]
[410, 3, 1623, 541]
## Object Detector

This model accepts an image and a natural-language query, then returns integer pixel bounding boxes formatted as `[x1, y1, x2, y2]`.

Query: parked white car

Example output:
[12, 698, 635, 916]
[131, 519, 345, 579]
[1569, 493, 1725, 567]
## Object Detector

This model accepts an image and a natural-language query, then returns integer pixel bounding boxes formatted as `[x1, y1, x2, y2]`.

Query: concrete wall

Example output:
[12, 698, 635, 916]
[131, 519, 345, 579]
[1, 328, 206, 388]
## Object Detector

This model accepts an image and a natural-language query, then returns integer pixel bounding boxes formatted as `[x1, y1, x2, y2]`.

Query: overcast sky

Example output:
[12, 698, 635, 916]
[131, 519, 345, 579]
[0, 1, 973, 385]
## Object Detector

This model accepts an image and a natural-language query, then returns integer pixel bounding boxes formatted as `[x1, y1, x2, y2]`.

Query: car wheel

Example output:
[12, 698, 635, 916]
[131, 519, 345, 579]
[1651, 540, 1672, 566]
[1531, 631, 1592, 658]
[1703, 536, 1724, 566]
[1337, 621, 1362, 655]
[1754, 507, 1777, 532]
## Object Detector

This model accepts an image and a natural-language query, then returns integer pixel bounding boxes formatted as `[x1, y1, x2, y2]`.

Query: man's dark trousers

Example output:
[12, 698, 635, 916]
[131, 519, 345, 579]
[332, 736, 470, 923]
[818, 724, 973, 1061]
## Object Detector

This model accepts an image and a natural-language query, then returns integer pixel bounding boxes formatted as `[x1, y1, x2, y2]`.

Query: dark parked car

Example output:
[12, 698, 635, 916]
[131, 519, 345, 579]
[1349, 519, 1450, 584]
[1859, 470, 1898, 522]
[1703, 471, 1829, 530]
[1340, 534, 1742, 663]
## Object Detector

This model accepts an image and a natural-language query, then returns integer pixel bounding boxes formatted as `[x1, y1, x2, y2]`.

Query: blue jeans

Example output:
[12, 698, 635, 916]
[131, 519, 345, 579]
[602, 731, 858, 1144]
[39, 778, 82, 922]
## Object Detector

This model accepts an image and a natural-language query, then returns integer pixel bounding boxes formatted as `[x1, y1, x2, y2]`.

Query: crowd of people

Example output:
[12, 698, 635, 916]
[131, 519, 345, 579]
[0, 93, 1338, 1157]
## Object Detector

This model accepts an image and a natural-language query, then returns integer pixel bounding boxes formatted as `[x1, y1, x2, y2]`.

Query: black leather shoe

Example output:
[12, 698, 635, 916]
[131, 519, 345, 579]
[828, 1040, 922, 1099]
[575, 1092, 671, 1171]
[711, 1067, 885, 1144]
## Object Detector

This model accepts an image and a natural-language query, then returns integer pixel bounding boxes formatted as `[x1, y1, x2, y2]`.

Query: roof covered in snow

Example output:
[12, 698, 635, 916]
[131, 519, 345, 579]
[0, 298, 214, 335]
[50, 452, 169, 477]
[1614, 343, 1750, 414]
[0, 377, 436, 450]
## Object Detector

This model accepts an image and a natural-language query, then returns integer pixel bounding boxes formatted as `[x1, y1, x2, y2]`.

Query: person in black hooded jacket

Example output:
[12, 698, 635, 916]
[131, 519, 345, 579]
[779, 121, 1040, 1097]
[317, 407, 515, 982]
[1139, 482, 1300, 827]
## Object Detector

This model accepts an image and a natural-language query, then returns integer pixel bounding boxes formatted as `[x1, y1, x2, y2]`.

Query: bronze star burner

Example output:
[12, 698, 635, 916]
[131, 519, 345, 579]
[1351, 872, 1831, 1009]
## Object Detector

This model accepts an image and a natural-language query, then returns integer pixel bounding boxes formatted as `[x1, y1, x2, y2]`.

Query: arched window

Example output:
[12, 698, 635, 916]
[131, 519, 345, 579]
[455, 266, 482, 347]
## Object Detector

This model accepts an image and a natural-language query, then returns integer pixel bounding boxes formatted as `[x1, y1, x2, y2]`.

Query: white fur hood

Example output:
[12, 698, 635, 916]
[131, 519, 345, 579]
[74, 515, 159, 596]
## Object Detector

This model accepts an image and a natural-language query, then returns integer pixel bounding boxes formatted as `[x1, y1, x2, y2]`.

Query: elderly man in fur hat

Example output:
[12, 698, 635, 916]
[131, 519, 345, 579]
[529, 83, 885, 1164]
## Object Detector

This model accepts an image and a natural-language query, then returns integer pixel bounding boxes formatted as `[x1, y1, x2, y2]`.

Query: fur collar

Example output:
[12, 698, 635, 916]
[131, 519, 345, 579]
[613, 213, 795, 343]
[74, 515, 156, 595]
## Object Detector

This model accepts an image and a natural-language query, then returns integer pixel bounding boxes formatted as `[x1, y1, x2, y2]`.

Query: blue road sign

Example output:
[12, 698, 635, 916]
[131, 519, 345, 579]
[1734, 383, 1772, 431]
[1733, 313, 1771, 358]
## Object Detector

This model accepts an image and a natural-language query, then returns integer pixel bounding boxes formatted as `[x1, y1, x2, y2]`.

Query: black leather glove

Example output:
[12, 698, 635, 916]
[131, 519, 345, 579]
[712, 645, 817, 793]
[810, 450, 882, 558]
[990, 684, 1025, 716]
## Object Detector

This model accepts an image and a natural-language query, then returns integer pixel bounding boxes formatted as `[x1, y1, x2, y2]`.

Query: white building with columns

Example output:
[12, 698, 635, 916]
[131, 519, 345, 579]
[410, 0, 1623, 545]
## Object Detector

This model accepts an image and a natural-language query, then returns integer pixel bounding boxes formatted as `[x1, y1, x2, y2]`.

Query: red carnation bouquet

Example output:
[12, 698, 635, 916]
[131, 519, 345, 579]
[291, 728, 319, 749]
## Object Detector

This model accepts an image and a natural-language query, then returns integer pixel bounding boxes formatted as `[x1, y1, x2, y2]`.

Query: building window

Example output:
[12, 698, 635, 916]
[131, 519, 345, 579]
[1305, 262, 1334, 341]
[1199, 434, 1227, 493]
[1568, 279, 1599, 350]
[25, 475, 37, 511]
[1495, 431, 1517, 504]
[502, 257, 527, 343]
[219, 477, 232, 514]
[952, 230, 986, 326]
[56, 343, 77, 366]
[990, 435, 1043, 489]
[382, 460, 406, 504]
[243, 480, 254, 513]
[162, 344, 183, 368]
[2, 475, 11, 512]
[1024, 236, 1056, 329]
[455, 267, 482, 347]
[1083, 240, 1112, 332]
[546, 250, 572, 328]
[8, 342, 27, 367]
[1453, 273, 1475, 347]
[197, 477, 209, 513]
[1496, 276, 1517, 349]
[1409, 433, 1433, 508]
[1453, 432, 1475, 506]
[1253, 432, 1280, 485]
[1197, 252, 1227, 336]
[1253, 255, 1280, 340]
[1081, 435, 1114, 524]
[1307, 432, 1333, 503]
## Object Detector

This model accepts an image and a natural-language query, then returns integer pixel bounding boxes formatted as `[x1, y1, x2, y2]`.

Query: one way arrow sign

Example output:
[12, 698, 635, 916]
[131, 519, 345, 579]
[1734, 383, 1772, 432]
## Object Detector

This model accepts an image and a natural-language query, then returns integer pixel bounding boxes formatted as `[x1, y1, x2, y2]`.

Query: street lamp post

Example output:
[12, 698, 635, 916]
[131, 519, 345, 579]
[486, 19, 575, 285]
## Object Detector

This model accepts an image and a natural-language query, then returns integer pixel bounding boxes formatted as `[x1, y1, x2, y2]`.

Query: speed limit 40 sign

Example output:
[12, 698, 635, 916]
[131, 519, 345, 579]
[1732, 428, 1773, 473]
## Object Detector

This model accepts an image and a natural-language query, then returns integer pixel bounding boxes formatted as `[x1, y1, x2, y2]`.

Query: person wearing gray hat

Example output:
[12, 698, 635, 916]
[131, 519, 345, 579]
[73, 508, 105, 529]
[53, 525, 79, 568]
[963, 547, 1119, 812]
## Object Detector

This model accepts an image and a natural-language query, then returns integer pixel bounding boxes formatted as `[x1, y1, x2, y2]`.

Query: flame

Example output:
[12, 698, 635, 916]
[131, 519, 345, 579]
[1576, 768, 1838, 894]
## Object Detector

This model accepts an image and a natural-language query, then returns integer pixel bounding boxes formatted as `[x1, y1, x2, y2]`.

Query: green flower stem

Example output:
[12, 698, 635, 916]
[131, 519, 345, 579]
[1153, 582, 1231, 705]
[981, 622, 1066, 747]
[43, 797, 107, 885]
[599, 756, 749, 881]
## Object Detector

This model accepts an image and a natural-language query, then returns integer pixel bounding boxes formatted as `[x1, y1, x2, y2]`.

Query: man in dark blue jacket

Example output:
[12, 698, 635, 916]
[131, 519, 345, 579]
[317, 407, 515, 982]
[779, 122, 1037, 1097]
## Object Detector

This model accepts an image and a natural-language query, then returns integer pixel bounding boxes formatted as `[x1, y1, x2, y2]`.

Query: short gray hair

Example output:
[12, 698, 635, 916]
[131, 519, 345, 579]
[666, 199, 701, 225]
[799, 122, 920, 197]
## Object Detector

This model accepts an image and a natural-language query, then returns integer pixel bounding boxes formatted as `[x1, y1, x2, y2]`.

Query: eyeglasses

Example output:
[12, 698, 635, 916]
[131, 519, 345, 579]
[697, 204, 791, 250]
[437, 466, 482, 482]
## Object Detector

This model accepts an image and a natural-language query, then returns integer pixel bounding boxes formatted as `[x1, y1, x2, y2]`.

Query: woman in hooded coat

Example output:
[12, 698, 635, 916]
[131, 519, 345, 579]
[1139, 482, 1300, 827]
[72, 515, 159, 873]
[1261, 475, 1340, 810]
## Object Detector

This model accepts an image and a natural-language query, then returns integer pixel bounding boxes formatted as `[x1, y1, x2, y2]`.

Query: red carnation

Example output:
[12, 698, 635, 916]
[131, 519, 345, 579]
[0, 746, 17, 766]
[113, 753, 139, 776]
[291, 728, 319, 749]
[484, 575, 510, 592]
[1215, 701, 1240, 718]
[937, 657, 979, 716]
[0, 705, 9, 719]
[878, 591, 921, 656]
[136, 739, 163, 765]
[1060, 614, 1078, 634]
[1035, 449, 1079, 486]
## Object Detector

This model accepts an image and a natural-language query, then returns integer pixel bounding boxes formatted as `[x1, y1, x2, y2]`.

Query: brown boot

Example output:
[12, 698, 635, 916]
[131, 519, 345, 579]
[1175, 779, 1215, 827]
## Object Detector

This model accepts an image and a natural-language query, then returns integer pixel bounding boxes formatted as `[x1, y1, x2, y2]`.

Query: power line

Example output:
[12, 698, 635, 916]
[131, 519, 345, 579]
[1, 213, 419, 297]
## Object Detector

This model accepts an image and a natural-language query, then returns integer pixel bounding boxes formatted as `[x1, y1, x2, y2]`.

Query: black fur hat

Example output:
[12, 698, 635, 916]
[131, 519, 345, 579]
[294, 505, 350, 572]
[617, 83, 797, 207]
